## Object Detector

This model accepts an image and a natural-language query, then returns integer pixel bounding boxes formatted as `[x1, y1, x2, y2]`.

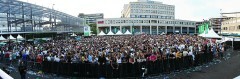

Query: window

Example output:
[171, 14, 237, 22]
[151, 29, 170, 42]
[140, 15, 146, 18]
[238, 25, 240, 29]
[146, 15, 150, 18]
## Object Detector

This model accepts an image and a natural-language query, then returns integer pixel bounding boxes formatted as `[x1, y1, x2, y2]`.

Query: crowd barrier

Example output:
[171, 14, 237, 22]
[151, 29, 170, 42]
[39, 52, 213, 78]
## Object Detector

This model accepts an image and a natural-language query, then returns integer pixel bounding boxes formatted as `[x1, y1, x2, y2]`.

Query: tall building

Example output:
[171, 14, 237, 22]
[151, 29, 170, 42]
[97, 0, 196, 35]
[209, 17, 231, 34]
[78, 13, 104, 24]
[221, 12, 240, 34]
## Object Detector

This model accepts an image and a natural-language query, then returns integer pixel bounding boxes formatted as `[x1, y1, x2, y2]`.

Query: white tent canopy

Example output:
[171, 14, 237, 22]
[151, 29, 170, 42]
[8, 35, 16, 40]
[98, 31, 106, 36]
[199, 28, 221, 38]
[160, 32, 166, 35]
[124, 30, 132, 35]
[115, 30, 123, 35]
[17, 34, 24, 40]
[71, 33, 77, 36]
[0, 35, 6, 41]
[221, 37, 233, 43]
[107, 31, 114, 35]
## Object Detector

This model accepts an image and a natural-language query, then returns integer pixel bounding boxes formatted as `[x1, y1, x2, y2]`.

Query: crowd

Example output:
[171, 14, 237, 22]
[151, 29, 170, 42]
[0, 34, 226, 64]
[0, 34, 226, 77]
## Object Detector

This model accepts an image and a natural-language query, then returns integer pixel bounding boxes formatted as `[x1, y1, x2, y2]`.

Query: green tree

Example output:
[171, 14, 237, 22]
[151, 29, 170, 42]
[88, 23, 97, 34]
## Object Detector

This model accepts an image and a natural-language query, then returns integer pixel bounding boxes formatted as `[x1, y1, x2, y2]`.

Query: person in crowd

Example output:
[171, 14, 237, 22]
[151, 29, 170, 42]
[18, 61, 27, 79]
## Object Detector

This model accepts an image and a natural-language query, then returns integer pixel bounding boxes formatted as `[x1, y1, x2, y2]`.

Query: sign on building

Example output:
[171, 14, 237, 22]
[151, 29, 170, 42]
[84, 26, 91, 36]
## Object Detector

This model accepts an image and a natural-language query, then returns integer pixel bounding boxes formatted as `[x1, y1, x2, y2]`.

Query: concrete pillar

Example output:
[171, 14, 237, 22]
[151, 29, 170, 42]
[165, 26, 167, 34]
[195, 27, 197, 34]
[120, 26, 122, 33]
[187, 27, 189, 34]
[140, 25, 142, 34]
[130, 26, 132, 33]
[150, 25, 152, 34]
[173, 26, 175, 34]
[181, 26, 182, 34]
[110, 26, 112, 32]
[157, 26, 158, 35]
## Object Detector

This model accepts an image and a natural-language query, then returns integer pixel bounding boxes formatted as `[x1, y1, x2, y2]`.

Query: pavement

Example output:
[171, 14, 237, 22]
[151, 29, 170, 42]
[1, 49, 240, 79]
[172, 49, 240, 79]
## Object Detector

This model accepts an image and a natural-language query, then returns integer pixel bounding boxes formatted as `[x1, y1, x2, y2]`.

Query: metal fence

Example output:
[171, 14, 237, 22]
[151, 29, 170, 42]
[37, 52, 213, 78]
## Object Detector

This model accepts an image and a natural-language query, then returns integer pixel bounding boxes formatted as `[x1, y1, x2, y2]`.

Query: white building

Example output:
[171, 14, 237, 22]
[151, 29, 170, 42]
[78, 13, 104, 24]
[97, 0, 196, 35]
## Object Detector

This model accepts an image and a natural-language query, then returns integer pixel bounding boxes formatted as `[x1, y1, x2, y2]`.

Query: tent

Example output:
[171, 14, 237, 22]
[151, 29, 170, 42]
[98, 31, 106, 36]
[124, 30, 132, 35]
[115, 30, 123, 35]
[0, 35, 6, 41]
[160, 32, 166, 35]
[8, 35, 16, 40]
[71, 33, 77, 36]
[199, 28, 221, 38]
[16, 34, 25, 40]
[107, 31, 114, 35]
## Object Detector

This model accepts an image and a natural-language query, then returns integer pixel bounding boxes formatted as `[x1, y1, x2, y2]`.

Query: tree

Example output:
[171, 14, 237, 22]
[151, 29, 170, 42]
[89, 23, 97, 34]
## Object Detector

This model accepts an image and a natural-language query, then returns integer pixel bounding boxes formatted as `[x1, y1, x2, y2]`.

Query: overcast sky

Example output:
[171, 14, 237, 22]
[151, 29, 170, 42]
[19, 0, 240, 21]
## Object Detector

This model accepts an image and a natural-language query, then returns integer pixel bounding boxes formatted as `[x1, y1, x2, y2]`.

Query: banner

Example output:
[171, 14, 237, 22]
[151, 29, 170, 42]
[84, 26, 91, 36]
[198, 22, 210, 34]
[205, 23, 209, 34]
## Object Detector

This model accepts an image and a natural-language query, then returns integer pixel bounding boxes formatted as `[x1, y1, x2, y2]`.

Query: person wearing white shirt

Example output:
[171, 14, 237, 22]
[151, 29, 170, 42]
[47, 56, 51, 61]
[188, 51, 195, 60]
[182, 50, 188, 57]
[54, 56, 60, 62]
[117, 56, 122, 64]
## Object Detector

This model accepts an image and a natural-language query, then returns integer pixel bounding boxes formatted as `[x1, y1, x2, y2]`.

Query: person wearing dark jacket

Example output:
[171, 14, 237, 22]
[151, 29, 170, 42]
[18, 61, 27, 79]
[98, 53, 106, 78]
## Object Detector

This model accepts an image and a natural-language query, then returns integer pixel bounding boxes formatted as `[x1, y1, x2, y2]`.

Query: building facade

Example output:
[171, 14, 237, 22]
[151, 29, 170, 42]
[209, 17, 232, 34]
[222, 17, 240, 34]
[78, 13, 104, 24]
[221, 12, 240, 35]
[97, 0, 196, 35]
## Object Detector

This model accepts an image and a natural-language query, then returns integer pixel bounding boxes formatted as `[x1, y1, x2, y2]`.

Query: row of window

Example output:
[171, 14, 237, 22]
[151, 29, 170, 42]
[130, 9, 174, 15]
[222, 20, 240, 25]
[222, 25, 240, 30]
[130, 3, 174, 11]
[130, 15, 174, 19]
[103, 20, 195, 25]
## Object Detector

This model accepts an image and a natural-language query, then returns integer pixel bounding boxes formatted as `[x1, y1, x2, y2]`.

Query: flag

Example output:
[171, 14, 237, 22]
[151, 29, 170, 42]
[198, 24, 205, 34]
[205, 23, 209, 34]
